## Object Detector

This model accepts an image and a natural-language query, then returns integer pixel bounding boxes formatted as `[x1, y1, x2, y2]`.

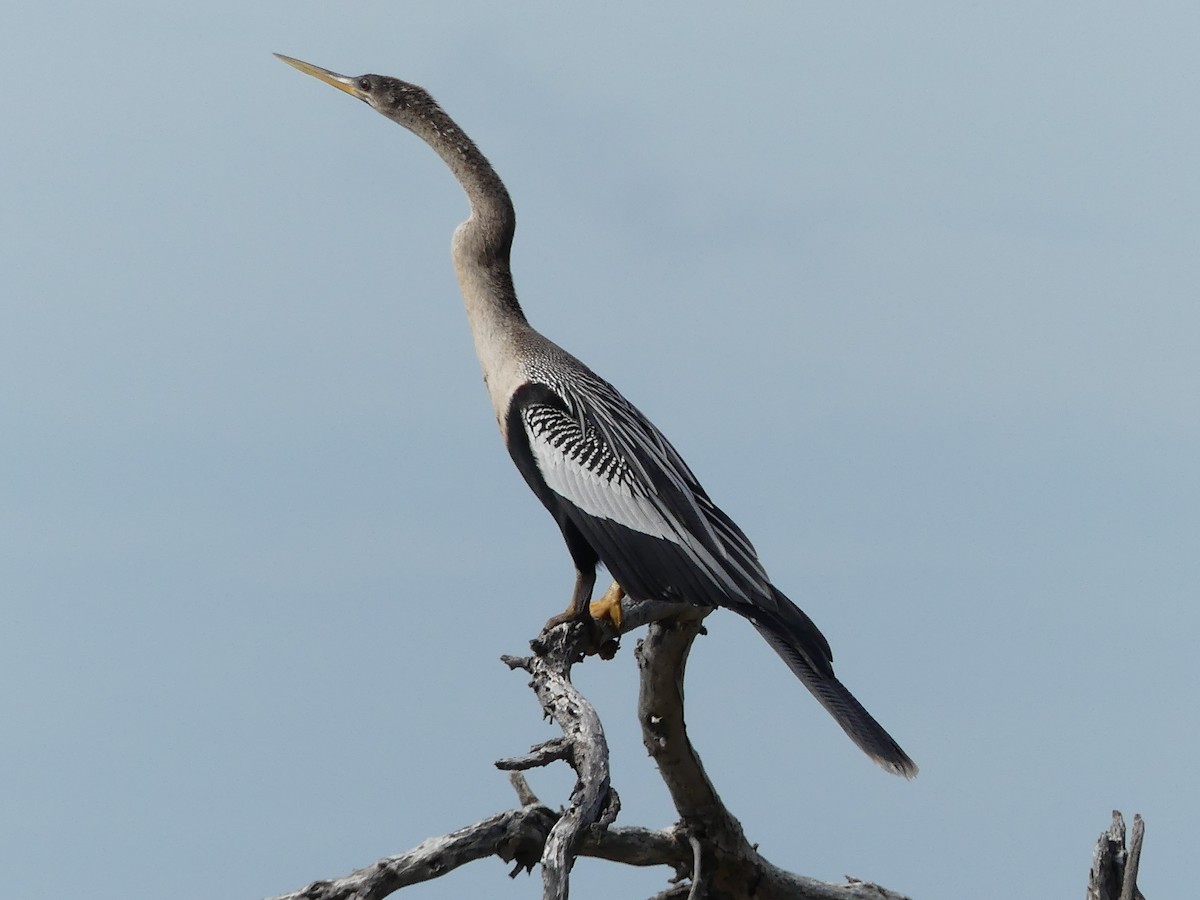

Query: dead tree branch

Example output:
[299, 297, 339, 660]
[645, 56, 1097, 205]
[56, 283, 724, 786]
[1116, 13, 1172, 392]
[498, 620, 617, 899]
[267, 593, 909, 900]
[634, 611, 910, 900]
[266, 591, 1143, 899]
[266, 772, 690, 900]
[1087, 811, 1146, 900]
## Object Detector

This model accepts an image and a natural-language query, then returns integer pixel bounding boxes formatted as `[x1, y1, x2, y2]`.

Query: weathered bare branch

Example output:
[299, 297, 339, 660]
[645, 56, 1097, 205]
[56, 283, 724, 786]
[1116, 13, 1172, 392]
[496, 737, 573, 771]
[271, 588, 1150, 900]
[636, 612, 726, 824]
[265, 592, 929, 900]
[634, 613, 912, 900]
[1087, 810, 1146, 900]
[509, 620, 614, 899]
[507, 771, 542, 807]
[266, 809, 700, 900]
[265, 805, 556, 900]
[686, 833, 705, 900]
[267, 595, 923, 900]
[1121, 814, 1145, 900]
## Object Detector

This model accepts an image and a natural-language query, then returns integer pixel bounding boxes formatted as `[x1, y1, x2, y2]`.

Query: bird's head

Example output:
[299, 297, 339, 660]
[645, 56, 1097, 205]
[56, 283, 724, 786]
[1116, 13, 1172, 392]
[275, 54, 442, 134]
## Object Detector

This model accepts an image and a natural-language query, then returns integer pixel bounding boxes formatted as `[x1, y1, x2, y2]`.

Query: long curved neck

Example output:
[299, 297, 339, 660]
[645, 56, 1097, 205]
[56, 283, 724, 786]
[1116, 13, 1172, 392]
[398, 97, 536, 420]
[402, 103, 525, 319]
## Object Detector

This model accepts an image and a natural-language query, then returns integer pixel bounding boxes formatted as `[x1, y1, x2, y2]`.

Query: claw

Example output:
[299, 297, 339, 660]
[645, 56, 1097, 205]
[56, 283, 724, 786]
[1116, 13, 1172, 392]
[539, 581, 625, 658]
[589, 581, 625, 630]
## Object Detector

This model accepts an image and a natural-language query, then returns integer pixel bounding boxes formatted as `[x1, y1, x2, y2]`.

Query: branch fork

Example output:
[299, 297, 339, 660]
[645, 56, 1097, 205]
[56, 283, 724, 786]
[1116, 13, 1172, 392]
[267, 589, 1143, 900]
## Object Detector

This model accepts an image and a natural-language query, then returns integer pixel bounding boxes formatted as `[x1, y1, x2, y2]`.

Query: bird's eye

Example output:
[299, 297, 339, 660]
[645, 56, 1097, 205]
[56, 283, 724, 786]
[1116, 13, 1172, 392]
[358, 78, 371, 92]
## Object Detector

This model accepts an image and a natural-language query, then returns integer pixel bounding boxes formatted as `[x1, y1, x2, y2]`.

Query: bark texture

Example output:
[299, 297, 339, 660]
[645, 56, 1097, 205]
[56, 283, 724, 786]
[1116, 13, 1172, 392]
[1086, 811, 1146, 900]
[264, 591, 1147, 900]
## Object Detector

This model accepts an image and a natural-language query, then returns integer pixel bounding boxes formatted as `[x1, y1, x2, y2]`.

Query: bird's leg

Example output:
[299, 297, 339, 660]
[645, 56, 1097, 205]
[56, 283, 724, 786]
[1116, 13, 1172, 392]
[589, 581, 624, 630]
[541, 572, 624, 659]
[543, 568, 597, 632]
[585, 581, 625, 660]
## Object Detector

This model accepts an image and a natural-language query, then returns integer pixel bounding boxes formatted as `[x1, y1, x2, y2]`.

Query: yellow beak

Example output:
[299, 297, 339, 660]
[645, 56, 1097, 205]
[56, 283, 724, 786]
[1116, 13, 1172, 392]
[275, 54, 366, 100]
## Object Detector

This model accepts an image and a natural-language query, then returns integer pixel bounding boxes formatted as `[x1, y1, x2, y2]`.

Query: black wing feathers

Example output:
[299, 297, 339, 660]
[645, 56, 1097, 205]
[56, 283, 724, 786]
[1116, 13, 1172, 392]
[506, 364, 915, 777]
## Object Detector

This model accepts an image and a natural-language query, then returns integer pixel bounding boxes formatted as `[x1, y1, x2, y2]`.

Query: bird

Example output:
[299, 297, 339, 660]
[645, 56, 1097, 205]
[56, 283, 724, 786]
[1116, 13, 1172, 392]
[276, 54, 917, 778]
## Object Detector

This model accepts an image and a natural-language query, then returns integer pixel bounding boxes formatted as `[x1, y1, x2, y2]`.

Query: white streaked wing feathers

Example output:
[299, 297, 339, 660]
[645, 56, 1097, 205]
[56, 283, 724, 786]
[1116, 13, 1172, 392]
[521, 383, 767, 602]
[527, 419, 675, 541]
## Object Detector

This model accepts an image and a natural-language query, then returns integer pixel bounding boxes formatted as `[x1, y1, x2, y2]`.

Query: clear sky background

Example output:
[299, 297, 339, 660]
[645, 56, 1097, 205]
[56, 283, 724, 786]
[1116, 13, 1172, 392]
[2, 3, 1197, 898]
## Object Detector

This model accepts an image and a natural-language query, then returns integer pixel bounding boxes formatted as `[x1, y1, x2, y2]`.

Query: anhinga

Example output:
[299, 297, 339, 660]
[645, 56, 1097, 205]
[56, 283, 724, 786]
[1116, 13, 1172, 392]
[276, 54, 917, 778]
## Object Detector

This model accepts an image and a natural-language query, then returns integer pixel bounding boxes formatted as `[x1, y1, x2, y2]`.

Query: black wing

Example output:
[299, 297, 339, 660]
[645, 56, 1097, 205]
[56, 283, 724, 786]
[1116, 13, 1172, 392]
[506, 363, 915, 778]
[512, 364, 828, 658]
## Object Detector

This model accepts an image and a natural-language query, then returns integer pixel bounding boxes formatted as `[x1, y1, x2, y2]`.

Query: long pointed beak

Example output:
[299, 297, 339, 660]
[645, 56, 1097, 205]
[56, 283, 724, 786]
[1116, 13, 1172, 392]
[275, 53, 366, 99]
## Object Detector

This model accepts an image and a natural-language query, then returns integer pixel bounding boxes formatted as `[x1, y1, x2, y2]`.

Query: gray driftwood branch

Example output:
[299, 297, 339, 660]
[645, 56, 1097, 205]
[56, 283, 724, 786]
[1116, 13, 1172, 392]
[265, 590, 1150, 900]
[634, 612, 909, 900]
[1086, 811, 1146, 900]
[266, 591, 909, 900]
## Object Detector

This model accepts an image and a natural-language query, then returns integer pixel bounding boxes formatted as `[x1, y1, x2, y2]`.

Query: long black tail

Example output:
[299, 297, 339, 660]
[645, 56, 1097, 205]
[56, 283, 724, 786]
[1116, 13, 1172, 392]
[748, 587, 917, 778]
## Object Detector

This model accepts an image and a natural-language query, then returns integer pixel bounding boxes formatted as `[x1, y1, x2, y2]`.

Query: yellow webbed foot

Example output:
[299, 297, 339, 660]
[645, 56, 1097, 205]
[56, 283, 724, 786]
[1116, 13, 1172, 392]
[589, 581, 625, 631]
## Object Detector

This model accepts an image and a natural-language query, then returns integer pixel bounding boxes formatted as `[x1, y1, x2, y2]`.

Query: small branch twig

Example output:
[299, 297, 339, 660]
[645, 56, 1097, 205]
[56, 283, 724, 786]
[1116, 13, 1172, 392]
[496, 737, 573, 771]
[686, 833, 704, 900]
[265, 805, 556, 900]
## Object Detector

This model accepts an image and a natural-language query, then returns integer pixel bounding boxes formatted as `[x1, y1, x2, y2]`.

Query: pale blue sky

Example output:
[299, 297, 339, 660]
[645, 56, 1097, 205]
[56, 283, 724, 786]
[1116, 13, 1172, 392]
[2, 3, 1197, 898]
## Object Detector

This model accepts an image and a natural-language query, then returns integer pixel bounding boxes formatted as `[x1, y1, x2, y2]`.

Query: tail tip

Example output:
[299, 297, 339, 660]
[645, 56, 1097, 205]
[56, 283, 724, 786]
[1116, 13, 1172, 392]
[878, 753, 919, 779]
